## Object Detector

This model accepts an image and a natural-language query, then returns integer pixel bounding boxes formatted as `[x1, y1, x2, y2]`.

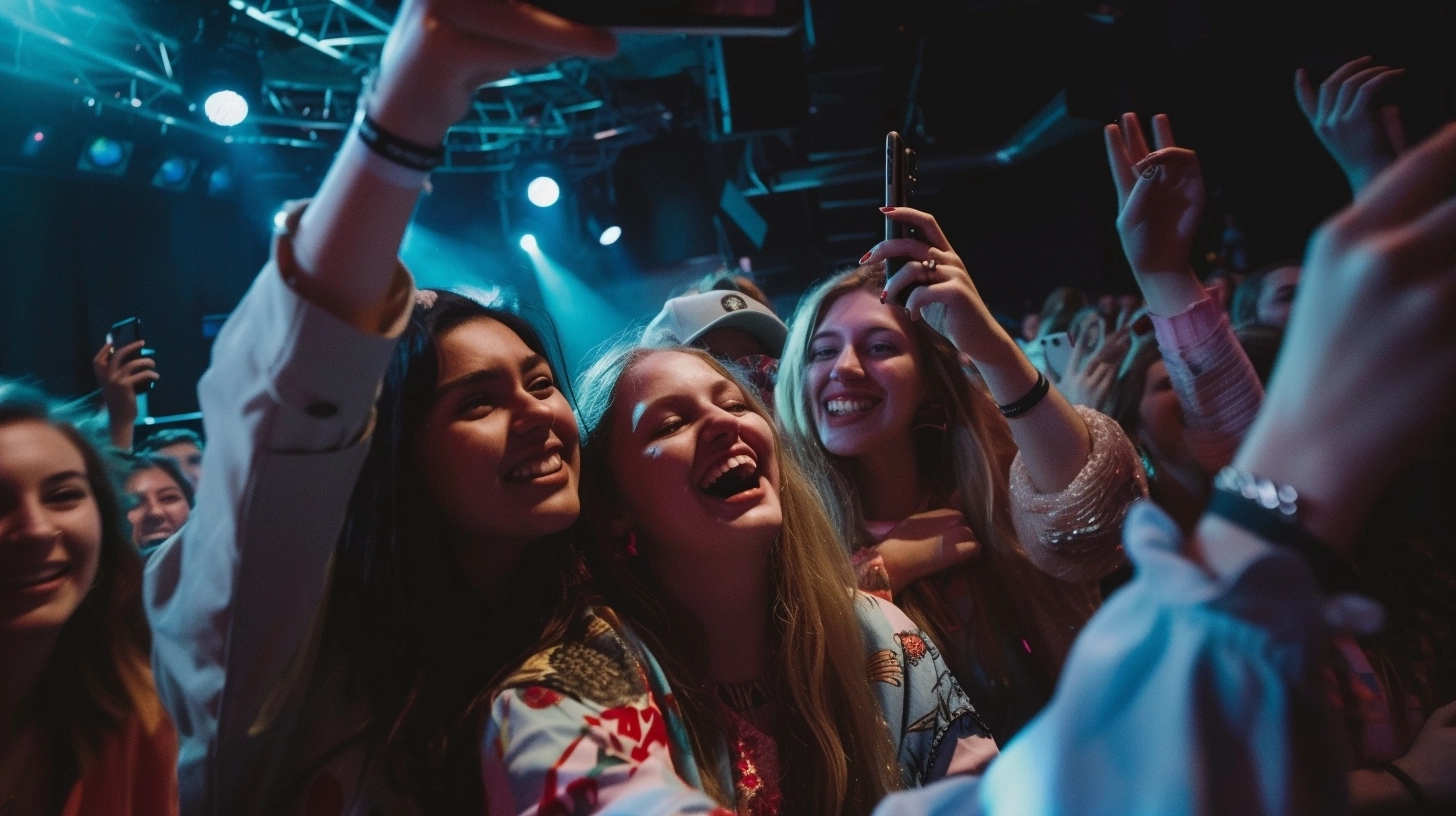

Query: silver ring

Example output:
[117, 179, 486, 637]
[924, 257, 937, 272]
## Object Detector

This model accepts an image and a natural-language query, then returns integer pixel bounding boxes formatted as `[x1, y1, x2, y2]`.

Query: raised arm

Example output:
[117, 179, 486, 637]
[92, 338, 158, 451]
[1295, 56, 1408, 196]
[1106, 112, 1264, 471]
[870, 208, 1093, 493]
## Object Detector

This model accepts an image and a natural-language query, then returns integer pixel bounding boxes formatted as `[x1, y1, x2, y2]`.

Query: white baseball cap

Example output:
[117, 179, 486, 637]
[642, 290, 787, 358]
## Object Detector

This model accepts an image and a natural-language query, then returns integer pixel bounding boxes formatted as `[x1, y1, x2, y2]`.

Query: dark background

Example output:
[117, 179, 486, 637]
[2, 0, 1453, 417]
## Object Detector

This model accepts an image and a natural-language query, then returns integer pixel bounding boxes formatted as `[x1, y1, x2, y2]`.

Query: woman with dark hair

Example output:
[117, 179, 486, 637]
[121, 454, 192, 559]
[481, 345, 995, 815]
[0, 380, 177, 815]
[776, 211, 1147, 742]
[143, 1, 616, 812]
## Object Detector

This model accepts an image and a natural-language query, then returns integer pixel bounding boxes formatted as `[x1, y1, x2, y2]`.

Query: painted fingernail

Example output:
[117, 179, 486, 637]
[880, 206, 896, 213]
[860, 251, 873, 264]
[879, 290, 888, 304]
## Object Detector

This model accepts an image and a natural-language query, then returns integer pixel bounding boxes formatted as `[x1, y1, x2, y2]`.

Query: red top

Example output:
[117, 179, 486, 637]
[59, 712, 179, 816]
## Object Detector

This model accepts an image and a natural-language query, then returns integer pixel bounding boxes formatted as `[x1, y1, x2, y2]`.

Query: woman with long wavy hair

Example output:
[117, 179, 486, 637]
[480, 346, 996, 815]
[776, 208, 1147, 740]
[0, 381, 177, 815]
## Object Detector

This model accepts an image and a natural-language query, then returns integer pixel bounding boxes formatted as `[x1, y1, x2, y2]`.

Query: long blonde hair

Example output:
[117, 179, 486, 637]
[776, 265, 1079, 737]
[576, 345, 902, 815]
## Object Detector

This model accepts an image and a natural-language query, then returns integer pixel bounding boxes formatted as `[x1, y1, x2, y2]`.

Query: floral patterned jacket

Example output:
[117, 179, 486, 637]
[480, 594, 996, 816]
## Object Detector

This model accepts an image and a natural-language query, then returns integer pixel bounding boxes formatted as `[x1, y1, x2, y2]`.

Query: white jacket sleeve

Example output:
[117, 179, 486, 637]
[144, 257, 412, 815]
[873, 501, 1353, 816]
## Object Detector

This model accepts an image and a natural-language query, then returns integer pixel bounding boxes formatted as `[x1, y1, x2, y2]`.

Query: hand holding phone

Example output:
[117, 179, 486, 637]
[107, 318, 153, 394]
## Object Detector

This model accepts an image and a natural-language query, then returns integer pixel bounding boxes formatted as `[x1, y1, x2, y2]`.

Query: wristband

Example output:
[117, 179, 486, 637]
[355, 111, 445, 172]
[1208, 468, 1355, 590]
[337, 124, 433, 189]
[998, 371, 1049, 418]
[1370, 761, 1428, 808]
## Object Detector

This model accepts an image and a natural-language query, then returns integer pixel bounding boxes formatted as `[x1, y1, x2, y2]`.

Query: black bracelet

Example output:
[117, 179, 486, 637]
[356, 113, 445, 172]
[1371, 761, 1428, 808]
[998, 371, 1049, 418]
[1206, 487, 1356, 591]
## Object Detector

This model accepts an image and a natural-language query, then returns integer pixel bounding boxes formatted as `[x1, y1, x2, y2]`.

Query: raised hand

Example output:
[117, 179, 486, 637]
[866, 207, 1009, 365]
[1232, 122, 1456, 554]
[1393, 700, 1456, 806]
[369, 0, 617, 145]
[1295, 56, 1407, 195]
[92, 339, 157, 450]
[1104, 113, 1208, 316]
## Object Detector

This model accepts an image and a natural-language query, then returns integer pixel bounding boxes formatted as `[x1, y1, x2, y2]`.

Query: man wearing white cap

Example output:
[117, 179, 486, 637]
[642, 284, 788, 408]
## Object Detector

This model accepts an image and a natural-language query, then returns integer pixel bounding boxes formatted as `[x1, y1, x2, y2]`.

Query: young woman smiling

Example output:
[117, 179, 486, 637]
[0, 382, 177, 816]
[142, 1, 617, 812]
[480, 346, 996, 816]
[777, 208, 1147, 740]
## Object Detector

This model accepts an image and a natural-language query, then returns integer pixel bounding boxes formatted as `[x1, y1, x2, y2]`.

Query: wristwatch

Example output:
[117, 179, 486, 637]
[1208, 467, 1354, 590]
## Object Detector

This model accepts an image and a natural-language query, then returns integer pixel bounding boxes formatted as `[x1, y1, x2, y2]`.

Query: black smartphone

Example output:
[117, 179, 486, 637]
[108, 317, 152, 394]
[885, 131, 919, 305]
[527, 0, 800, 35]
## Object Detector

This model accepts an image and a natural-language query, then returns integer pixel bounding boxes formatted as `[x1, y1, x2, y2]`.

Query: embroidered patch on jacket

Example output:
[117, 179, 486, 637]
[895, 631, 930, 666]
[549, 641, 639, 707]
[867, 648, 904, 686]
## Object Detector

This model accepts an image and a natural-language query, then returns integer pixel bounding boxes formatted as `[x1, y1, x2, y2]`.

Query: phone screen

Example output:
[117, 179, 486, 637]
[527, 0, 800, 35]
[108, 317, 152, 394]
[1039, 332, 1072, 379]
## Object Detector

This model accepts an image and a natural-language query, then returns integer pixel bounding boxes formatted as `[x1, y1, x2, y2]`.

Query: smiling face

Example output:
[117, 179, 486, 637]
[153, 441, 203, 487]
[806, 289, 927, 462]
[415, 318, 582, 551]
[606, 351, 782, 567]
[0, 420, 103, 637]
[124, 467, 190, 548]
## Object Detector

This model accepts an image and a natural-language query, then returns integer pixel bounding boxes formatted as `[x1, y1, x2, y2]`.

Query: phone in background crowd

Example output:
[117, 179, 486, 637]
[108, 317, 152, 394]
[1039, 331, 1072, 379]
[885, 130, 919, 306]
[526, 0, 800, 35]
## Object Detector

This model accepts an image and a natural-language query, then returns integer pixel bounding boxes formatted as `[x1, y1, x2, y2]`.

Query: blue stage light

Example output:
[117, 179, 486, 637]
[152, 156, 197, 191]
[598, 225, 622, 246]
[273, 209, 289, 230]
[204, 90, 249, 127]
[520, 234, 539, 252]
[526, 176, 560, 208]
[87, 138, 125, 168]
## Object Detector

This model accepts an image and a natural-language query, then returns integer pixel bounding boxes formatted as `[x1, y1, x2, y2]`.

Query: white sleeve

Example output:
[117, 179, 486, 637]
[144, 259, 411, 815]
[873, 501, 1350, 816]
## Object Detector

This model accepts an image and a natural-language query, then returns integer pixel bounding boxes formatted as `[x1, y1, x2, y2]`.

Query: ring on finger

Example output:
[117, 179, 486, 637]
[924, 257, 937, 272]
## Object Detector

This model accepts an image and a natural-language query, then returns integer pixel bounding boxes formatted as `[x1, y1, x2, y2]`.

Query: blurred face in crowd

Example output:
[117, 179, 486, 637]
[416, 318, 581, 555]
[154, 441, 203, 487]
[607, 351, 782, 566]
[807, 289, 926, 463]
[1136, 360, 1190, 466]
[1256, 265, 1301, 328]
[125, 467, 190, 549]
[0, 421, 102, 636]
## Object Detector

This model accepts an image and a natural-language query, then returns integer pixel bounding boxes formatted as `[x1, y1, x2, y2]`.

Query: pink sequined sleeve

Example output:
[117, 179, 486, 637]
[1008, 406, 1147, 583]
[1150, 297, 1264, 473]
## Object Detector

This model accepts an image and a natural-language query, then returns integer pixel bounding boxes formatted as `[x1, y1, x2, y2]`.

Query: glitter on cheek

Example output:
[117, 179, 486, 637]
[645, 445, 664, 459]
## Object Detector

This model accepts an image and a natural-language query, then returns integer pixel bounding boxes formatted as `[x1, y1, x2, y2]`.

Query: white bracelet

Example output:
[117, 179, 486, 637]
[335, 121, 432, 190]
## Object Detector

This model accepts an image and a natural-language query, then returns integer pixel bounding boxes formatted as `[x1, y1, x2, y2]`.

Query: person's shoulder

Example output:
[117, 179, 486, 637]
[495, 604, 649, 709]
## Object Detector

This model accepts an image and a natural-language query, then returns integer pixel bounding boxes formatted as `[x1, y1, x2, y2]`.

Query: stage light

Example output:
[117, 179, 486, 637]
[21, 128, 49, 158]
[526, 176, 560, 208]
[519, 234, 538, 252]
[273, 209, 289, 230]
[598, 225, 622, 246]
[206, 166, 233, 197]
[77, 137, 134, 175]
[203, 90, 249, 127]
[152, 156, 198, 191]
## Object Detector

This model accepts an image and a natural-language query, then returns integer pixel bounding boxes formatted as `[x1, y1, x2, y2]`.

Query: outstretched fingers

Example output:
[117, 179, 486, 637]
[1105, 124, 1137, 205]
[1120, 112, 1151, 160]
[1348, 122, 1456, 232]
[1150, 114, 1177, 151]
[881, 207, 952, 251]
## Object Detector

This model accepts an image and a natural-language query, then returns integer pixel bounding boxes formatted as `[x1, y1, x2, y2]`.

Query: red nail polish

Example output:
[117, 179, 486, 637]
[880, 206, 896, 213]
[879, 290, 888, 304]
[859, 251, 873, 264]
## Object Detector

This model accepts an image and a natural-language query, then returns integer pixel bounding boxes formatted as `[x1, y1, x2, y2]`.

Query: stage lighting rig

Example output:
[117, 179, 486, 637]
[527, 176, 561, 208]
[183, 8, 263, 128]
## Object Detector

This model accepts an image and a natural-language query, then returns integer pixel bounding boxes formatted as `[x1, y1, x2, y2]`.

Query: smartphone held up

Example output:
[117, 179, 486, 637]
[108, 317, 153, 395]
[528, 0, 800, 35]
[885, 131, 920, 306]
